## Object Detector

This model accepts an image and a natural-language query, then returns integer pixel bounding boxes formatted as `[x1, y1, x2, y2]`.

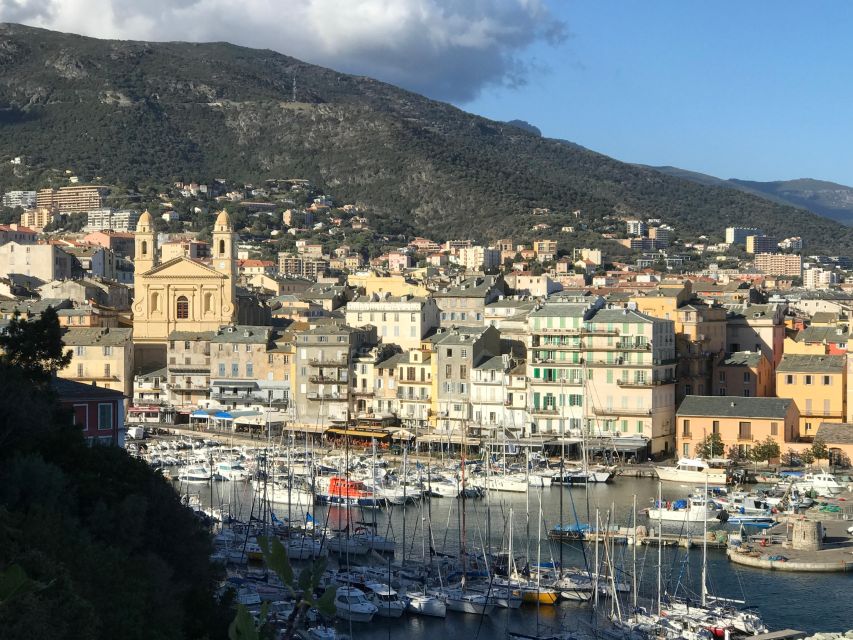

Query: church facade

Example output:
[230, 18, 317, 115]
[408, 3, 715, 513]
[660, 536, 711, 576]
[132, 210, 238, 368]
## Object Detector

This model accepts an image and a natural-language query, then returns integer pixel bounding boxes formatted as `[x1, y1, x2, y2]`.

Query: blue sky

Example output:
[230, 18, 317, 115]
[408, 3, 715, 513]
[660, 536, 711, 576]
[465, 1, 853, 184]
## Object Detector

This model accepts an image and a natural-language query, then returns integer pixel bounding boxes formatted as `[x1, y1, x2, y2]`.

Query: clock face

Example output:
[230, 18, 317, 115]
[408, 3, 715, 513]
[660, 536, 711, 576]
[219, 261, 226, 269]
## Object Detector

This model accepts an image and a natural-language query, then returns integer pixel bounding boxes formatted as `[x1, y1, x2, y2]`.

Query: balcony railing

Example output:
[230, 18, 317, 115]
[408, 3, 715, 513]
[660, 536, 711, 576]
[531, 406, 559, 415]
[309, 358, 348, 367]
[593, 406, 653, 417]
[617, 378, 676, 388]
[309, 375, 345, 384]
[396, 388, 431, 401]
[169, 362, 211, 373]
[307, 392, 345, 401]
[532, 378, 583, 386]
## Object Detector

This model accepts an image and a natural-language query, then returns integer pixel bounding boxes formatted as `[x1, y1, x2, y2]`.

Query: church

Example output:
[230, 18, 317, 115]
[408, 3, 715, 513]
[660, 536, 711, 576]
[132, 210, 239, 369]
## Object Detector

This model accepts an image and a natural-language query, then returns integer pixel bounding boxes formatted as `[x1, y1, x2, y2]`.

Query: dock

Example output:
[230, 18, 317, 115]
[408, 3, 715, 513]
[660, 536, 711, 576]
[550, 526, 730, 549]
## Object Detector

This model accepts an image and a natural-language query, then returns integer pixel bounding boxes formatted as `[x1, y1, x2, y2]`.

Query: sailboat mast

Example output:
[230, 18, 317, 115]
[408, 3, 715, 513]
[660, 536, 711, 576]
[632, 493, 637, 610]
[702, 476, 708, 607]
[460, 426, 467, 590]
[657, 481, 662, 616]
[593, 508, 599, 610]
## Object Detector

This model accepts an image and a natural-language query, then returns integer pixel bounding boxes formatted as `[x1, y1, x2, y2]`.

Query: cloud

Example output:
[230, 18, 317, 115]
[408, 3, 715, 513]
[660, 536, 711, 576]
[0, 0, 566, 102]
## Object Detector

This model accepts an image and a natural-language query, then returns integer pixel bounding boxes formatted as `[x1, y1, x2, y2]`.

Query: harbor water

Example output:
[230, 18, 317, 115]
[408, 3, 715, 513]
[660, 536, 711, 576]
[185, 474, 853, 636]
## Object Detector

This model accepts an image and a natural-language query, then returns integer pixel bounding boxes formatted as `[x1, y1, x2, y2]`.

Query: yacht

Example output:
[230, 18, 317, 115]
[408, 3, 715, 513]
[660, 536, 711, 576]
[364, 582, 405, 618]
[432, 587, 496, 615]
[655, 458, 727, 485]
[333, 586, 378, 622]
[213, 461, 249, 481]
[471, 473, 529, 493]
[646, 494, 721, 522]
[177, 465, 212, 483]
[405, 591, 447, 617]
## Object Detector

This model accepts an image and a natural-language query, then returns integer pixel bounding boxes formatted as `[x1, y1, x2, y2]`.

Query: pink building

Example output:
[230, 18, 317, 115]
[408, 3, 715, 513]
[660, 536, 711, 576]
[54, 377, 126, 446]
[387, 251, 414, 272]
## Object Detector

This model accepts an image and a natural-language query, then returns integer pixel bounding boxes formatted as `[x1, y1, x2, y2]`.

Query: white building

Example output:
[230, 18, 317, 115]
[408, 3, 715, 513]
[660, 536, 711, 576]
[626, 220, 647, 236]
[345, 294, 440, 350]
[458, 245, 501, 271]
[2, 190, 37, 209]
[804, 266, 838, 290]
[85, 209, 142, 232]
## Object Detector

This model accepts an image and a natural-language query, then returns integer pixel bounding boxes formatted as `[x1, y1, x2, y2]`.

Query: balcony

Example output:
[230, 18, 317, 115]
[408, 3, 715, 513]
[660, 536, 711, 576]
[582, 327, 620, 336]
[307, 392, 345, 401]
[352, 388, 375, 396]
[737, 434, 753, 442]
[396, 388, 431, 401]
[532, 378, 583, 386]
[308, 358, 348, 367]
[593, 406, 653, 417]
[531, 406, 559, 415]
[617, 378, 676, 388]
[170, 384, 210, 392]
[532, 341, 585, 350]
[309, 374, 345, 384]
[169, 361, 211, 373]
[596, 343, 651, 352]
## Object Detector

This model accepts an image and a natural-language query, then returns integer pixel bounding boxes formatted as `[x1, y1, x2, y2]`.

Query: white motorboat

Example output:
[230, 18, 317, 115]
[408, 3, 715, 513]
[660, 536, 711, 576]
[471, 474, 528, 493]
[646, 494, 720, 522]
[795, 471, 843, 496]
[364, 582, 405, 618]
[655, 458, 727, 485]
[178, 465, 212, 483]
[213, 461, 249, 481]
[305, 625, 346, 640]
[406, 591, 447, 617]
[428, 479, 461, 497]
[333, 586, 378, 622]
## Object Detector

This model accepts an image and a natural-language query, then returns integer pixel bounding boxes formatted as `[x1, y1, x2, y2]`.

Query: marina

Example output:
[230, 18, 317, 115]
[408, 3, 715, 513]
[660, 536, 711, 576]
[127, 430, 853, 637]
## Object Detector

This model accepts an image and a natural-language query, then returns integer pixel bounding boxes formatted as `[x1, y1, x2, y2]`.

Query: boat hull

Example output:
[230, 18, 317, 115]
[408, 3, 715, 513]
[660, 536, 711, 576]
[655, 467, 726, 485]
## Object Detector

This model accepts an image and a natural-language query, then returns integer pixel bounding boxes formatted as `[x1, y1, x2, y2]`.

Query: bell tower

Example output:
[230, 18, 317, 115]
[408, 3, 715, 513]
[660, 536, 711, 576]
[134, 210, 156, 274]
[212, 209, 237, 321]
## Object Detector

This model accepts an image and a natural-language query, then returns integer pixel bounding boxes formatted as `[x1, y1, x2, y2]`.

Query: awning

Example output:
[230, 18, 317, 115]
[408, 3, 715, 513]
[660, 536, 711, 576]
[417, 434, 481, 446]
[325, 428, 390, 439]
[128, 406, 162, 413]
[190, 409, 218, 419]
[211, 380, 256, 388]
[389, 428, 415, 440]
[283, 424, 327, 434]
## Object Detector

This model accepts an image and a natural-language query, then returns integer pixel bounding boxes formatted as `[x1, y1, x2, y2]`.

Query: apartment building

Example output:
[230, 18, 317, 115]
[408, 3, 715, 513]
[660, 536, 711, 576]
[351, 344, 398, 416]
[725, 227, 761, 245]
[393, 349, 434, 428]
[712, 351, 773, 398]
[754, 253, 803, 277]
[0, 242, 78, 281]
[470, 355, 528, 437]
[527, 302, 677, 453]
[458, 245, 501, 271]
[0, 224, 38, 245]
[745, 235, 775, 254]
[676, 396, 799, 459]
[776, 354, 846, 440]
[20, 207, 58, 231]
[433, 275, 506, 327]
[2, 190, 36, 209]
[36, 185, 107, 212]
[345, 294, 440, 350]
[83, 231, 135, 259]
[165, 331, 215, 410]
[533, 239, 558, 262]
[278, 252, 329, 279]
[626, 220, 647, 236]
[725, 303, 786, 368]
[804, 267, 838, 290]
[427, 325, 501, 434]
[85, 209, 141, 232]
[293, 324, 377, 424]
[61, 245, 115, 281]
[374, 353, 404, 417]
[61, 327, 134, 399]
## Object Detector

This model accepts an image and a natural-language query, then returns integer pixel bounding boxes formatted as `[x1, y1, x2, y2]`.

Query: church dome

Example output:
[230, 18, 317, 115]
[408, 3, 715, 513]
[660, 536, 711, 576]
[136, 210, 152, 230]
[215, 210, 231, 228]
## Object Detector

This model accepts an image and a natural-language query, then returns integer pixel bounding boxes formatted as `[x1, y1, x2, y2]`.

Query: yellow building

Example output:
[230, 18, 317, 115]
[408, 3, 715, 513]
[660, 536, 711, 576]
[132, 210, 237, 368]
[346, 271, 430, 297]
[676, 396, 799, 459]
[61, 327, 134, 399]
[775, 354, 846, 439]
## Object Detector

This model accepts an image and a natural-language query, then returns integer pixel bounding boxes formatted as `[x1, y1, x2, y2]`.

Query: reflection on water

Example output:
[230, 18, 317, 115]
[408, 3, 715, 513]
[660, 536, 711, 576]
[184, 476, 853, 634]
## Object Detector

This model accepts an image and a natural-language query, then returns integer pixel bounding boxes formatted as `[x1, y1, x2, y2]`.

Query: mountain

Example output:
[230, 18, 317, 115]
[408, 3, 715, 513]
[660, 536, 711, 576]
[652, 166, 853, 227]
[2, 24, 853, 253]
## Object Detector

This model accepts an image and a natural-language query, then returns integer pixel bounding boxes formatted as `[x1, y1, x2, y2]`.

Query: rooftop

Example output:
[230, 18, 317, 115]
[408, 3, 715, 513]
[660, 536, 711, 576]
[677, 395, 794, 420]
[62, 327, 132, 346]
[53, 377, 125, 400]
[815, 422, 853, 445]
[776, 354, 846, 373]
[211, 325, 272, 344]
[721, 351, 764, 367]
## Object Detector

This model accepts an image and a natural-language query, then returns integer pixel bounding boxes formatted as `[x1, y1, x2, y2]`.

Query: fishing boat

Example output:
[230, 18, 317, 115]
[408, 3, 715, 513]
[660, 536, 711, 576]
[316, 476, 382, 508]
[646, 494, 721, 522]
[655, 458, 727, 485]
[333, 586, 378, 622]
[795, 471, 844, 496]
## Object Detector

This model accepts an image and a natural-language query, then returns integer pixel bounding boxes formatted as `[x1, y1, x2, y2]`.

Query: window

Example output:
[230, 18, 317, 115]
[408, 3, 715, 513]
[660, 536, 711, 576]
[785, 374, 794, 384]
[176, 295, 189, 319]
[231, 362, 239, 376]
[770, 422, 778, 436]
[141, 240, 148, 256]
[75, 345, 85, 356]
[712, 420, 720, 434]
[682, 419, 691, 436]
[445, 364, 452, 378]
[104, 363, 111, 378]
[246, 363, 254, 377]
[219, 239, 225, 255]
[461, 349, 468, 358]
[738, 421, 751, 440]
[218, 363, 226, 376]
[103, 346, 112, 356]
[97, 403, 113, 431]
[245, 344, 251, 352]
[460, 365, 467, 379]
[743, 372, 750, 383]
[804, 375, 813, 385]
[743, 389, 750, 397]
[823, 375, 832, 386]
[446, 348, 453, 357]
[77, 363, 84, 377]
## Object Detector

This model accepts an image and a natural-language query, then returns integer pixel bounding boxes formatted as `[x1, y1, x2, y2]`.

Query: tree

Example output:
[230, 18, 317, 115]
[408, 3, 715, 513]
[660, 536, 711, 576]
[749, 437, 781, 465]
[0, 307, 71, 382]
[810, 437, 829, 467]
[695, 433, 725, 459]
[800, 448, 815, 466]
[781, 448, 802, 467]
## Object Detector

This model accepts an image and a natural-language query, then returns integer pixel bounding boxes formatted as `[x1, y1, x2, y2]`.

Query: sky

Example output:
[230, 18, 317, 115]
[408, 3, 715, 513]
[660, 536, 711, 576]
[2, 0, 852, 184]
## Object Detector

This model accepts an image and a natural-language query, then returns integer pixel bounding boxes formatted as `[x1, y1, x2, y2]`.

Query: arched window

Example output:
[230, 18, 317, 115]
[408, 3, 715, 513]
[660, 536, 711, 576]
[150, 291, 161, 312]
[203, 292, 214, 314]
[141, 240, 148, 256]
[219, 239, 225, 256]
[176, 295, 189, 319]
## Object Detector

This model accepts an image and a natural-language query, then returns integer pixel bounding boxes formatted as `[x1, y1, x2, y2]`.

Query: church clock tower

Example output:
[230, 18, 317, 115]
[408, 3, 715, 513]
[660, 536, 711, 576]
[134, 210, 156, 274]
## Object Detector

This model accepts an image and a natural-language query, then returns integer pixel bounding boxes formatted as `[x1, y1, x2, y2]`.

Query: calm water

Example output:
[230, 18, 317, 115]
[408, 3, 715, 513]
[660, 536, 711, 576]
[188, 476, 852, 636]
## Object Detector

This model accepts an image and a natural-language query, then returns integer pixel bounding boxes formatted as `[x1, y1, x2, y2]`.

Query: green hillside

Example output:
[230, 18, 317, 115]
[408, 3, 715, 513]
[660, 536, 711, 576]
[2, 23, 853, 252]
